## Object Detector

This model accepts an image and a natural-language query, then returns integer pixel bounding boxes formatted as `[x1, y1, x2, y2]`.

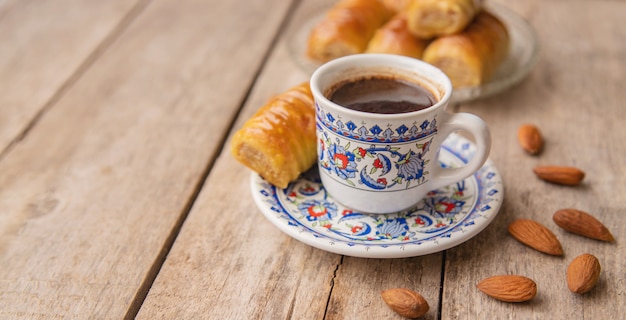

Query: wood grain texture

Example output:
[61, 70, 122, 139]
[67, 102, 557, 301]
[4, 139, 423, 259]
[138, 0, 444, 318]
[0, 0, 292, 318]
[444, 0, 626, 318]
[0, 0, 143, 155]
[325, 256, 442, 319]
[2, 0, 624, 318]
[135, 1, 337, 318]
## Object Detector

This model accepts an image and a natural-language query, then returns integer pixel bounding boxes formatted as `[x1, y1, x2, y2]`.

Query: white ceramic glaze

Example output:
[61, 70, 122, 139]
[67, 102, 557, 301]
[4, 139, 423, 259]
[251, 133, 503, 259]
[310, 54, 491, 213]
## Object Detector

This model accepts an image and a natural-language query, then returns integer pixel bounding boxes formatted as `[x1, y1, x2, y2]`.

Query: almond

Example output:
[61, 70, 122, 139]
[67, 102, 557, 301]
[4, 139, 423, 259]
[567, 253, 601, 294]
[553, 208, 615, 242]
[508, 219, 564, 256]
[533, 166, 585, 185]
[381, 288, 429, 318]
[477, 275, 537, 302]
[518, 124, 543, 155]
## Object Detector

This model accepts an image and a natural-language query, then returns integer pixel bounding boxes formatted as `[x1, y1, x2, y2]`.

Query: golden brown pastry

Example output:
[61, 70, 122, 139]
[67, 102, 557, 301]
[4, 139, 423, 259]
[230, 82, 316, 188]
[380, 0, 412, 13]
[407, 0, 482, 39]
[307, 0, 393, 63]
[422, 10, 509, 88]
[365, 13, 429, 58]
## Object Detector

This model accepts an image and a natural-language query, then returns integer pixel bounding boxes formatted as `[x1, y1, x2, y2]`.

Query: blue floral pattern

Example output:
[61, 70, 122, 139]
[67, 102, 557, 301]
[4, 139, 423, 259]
[316, 103, 438, 143]
[316, 102, 438, 191]
[252, 134, 503, 258]
[318, 132, 434, 190]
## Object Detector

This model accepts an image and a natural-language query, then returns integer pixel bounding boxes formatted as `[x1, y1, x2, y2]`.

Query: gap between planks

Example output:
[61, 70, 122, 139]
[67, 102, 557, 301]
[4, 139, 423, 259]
[123, 0, 304, 318]
[436, 250, 447, 320]
[321, 256, 344, 320]
[0, 0, 153, 162]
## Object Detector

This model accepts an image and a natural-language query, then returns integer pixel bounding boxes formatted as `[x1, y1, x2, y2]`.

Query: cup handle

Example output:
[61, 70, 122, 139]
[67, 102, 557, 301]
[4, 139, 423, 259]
[429, 112, 491, 190]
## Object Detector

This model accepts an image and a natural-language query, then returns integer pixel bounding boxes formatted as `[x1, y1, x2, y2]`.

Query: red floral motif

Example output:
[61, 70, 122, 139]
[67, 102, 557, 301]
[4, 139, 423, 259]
[342, 209, 353, 216]
[435, 222, 447, 228]
[288, 192, 297, 198]
[357, 147, 367, 157]
[373, 158, 383, 169]
[377, 178, 388, 185]
[323, 224, 332, 229]
[307, 205, 328, 217]
[333, 153, 349, 169]
[436, 202, 456, 213]
[351, 225, 363, 234]
[415, 217, 425, 225]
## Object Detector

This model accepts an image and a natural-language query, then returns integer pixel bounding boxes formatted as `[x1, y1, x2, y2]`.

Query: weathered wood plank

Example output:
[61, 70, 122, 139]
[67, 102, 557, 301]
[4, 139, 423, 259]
[0, 0, 292, 318]
[136, 2, 341, 318]
[0, 0, 145, 155]
[325, 256, 443, 319]
[2, 0, 624, 318]
[444, 0, 626, 318]
[137, 0, 444, 318]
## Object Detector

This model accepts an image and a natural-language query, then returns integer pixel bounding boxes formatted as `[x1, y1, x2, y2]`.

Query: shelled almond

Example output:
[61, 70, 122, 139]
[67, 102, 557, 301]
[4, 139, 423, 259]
[507, 219, 563, 256]
[533, 166, 585, 185]
[477, 275, 537, 302]
[553, 208, 615, 242]
[518, 124, 543, 155]
[567, 253, 601, 294]
[381, 288, 429, 318]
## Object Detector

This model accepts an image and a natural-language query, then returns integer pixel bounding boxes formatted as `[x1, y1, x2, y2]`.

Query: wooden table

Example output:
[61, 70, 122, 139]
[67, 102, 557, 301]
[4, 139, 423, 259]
[1, 0, 624, 318]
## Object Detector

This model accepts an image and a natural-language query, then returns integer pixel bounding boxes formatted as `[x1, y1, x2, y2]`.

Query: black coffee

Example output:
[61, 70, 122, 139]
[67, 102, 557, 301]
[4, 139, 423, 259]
[328, 76, 436, 114]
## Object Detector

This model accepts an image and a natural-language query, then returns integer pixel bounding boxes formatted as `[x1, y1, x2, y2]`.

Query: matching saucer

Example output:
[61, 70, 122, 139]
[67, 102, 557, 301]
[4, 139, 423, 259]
[251, 134, 503, 258]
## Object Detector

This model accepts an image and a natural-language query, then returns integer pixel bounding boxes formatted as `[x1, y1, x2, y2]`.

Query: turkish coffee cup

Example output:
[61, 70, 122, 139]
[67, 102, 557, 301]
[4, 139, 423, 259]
[310, 54, 491, 214]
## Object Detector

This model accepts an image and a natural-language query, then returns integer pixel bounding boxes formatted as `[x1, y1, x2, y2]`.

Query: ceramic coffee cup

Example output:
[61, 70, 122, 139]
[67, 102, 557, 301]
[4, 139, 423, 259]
[310, 54, 491, 214]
